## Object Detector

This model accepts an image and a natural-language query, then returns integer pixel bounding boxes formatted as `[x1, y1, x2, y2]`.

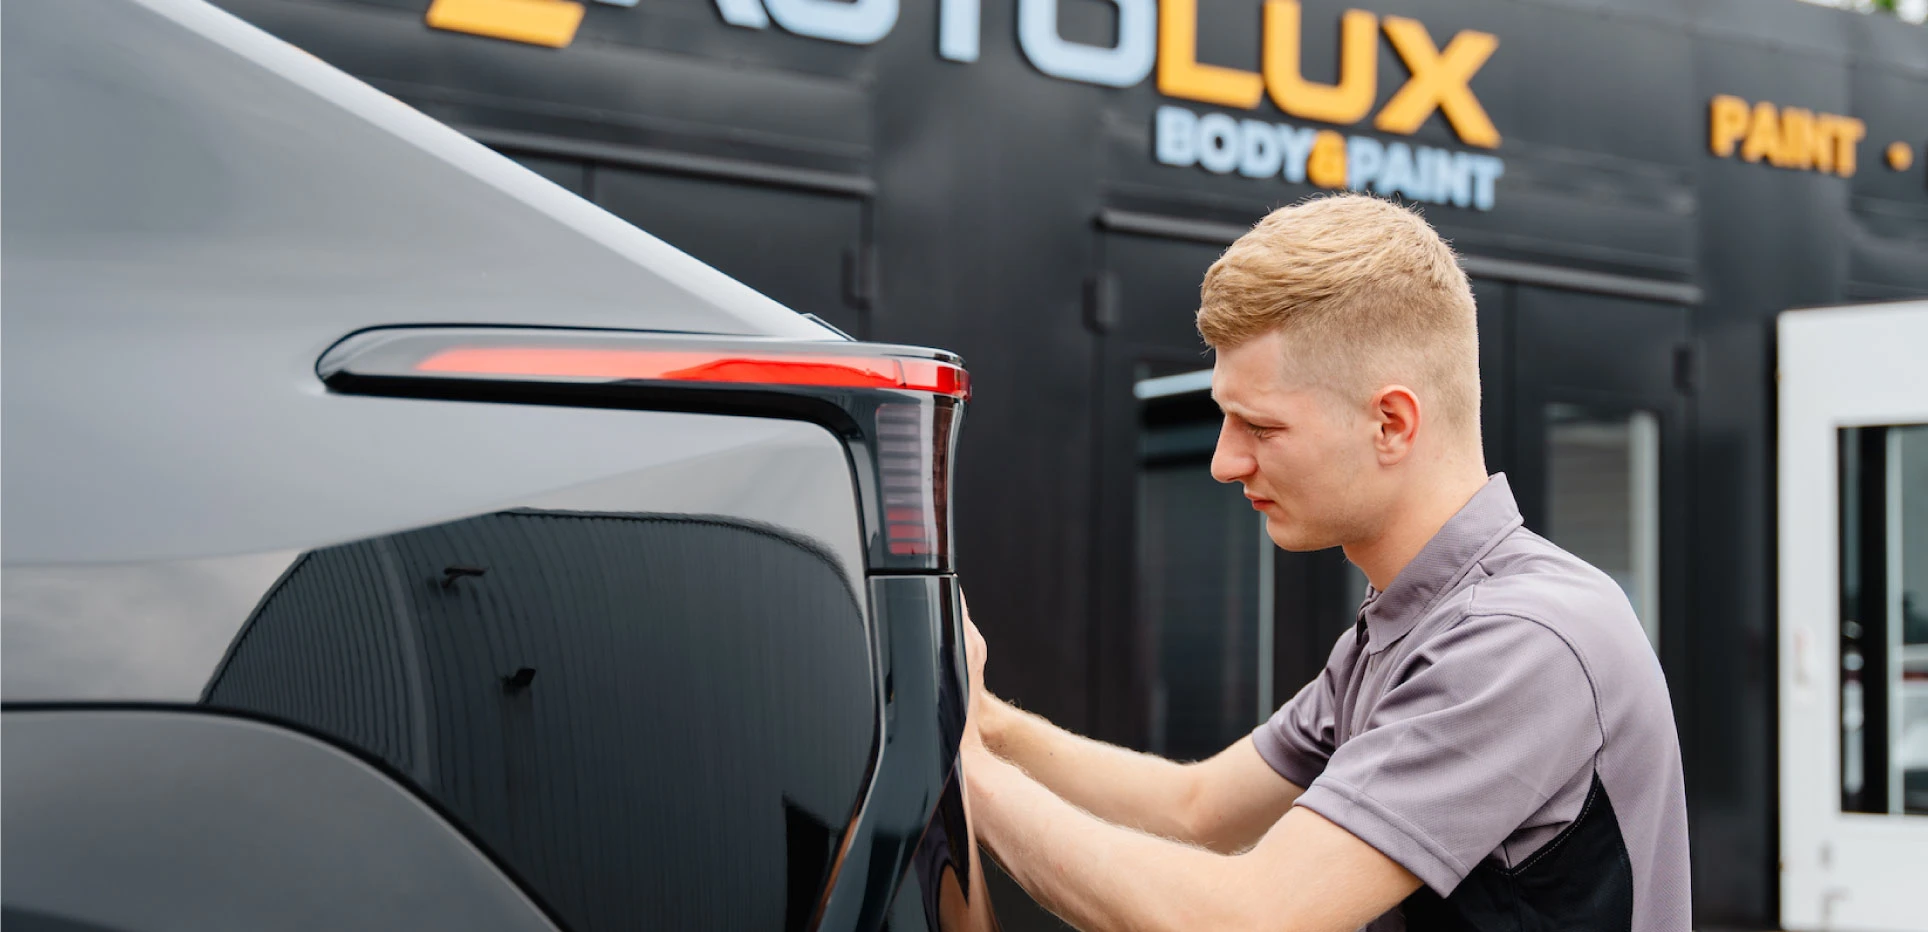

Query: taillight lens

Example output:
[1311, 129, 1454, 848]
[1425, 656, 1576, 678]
[877, 404, 951, 557]
[318, 327, 967, 572]
[412, 346, 968, 397]
[859, 396, 960, 568]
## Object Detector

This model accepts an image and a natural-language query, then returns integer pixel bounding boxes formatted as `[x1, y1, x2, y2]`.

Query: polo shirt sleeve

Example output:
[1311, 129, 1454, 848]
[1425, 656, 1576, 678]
[1290, 614, 1603, 896]
[1250, 631, 1350, 790]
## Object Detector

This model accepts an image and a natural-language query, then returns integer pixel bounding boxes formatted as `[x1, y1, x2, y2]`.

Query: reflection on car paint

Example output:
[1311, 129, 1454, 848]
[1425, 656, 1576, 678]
[201, 509, 874, 931]
[1, 552, 302, 702]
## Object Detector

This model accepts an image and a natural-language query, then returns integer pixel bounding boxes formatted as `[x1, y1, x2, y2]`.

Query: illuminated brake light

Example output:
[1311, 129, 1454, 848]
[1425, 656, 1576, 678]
[416, 346, 969, 398]
[319, 326, 968, 572]
[898, 360, 972, 399]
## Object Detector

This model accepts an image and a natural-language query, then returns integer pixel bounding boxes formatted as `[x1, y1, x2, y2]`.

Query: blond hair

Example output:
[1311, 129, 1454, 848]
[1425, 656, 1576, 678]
[1197, 194, 1481, 436]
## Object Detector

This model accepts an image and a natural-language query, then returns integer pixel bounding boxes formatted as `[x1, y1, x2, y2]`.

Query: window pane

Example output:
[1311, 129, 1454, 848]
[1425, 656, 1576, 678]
[1544, 404, 1662, 649]
[1839, 423, 1928, 816]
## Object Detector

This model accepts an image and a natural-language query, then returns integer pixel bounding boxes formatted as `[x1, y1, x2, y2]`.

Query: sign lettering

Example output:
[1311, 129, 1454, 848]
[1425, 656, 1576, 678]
[1154, 105, 1504, 210]
[1708, 95, 1866, 177]
[422, 0, 1512, 208]
[1157, 1, 1498, 149]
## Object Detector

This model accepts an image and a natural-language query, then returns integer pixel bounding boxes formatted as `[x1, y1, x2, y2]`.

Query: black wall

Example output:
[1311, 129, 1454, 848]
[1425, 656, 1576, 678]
[211, 1, 1928, 927]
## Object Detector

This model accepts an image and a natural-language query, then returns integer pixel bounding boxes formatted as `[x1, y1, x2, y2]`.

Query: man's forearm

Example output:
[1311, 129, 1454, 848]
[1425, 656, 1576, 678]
[963, 747, 1421, 932]
[980, 697, 1203, 845]
[965, 748, 1246, 932]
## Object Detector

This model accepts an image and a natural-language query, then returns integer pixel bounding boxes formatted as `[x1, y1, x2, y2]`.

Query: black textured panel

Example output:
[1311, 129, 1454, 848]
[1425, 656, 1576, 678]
[1402, 774, 1635, 932]
[208, 511, 874, 932]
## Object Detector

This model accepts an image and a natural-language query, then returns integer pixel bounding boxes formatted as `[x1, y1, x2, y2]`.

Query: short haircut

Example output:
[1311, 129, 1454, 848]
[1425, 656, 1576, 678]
[1197, 194, 1481, 437]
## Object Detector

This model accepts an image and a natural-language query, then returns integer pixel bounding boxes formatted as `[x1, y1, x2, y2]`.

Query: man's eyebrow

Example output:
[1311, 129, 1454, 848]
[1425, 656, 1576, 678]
[1214, 397, 1271, 424]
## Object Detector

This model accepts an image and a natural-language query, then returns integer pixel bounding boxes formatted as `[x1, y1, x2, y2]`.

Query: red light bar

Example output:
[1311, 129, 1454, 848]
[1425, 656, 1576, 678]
[415, 346, 970, 399]
[320, 326, 967, 571]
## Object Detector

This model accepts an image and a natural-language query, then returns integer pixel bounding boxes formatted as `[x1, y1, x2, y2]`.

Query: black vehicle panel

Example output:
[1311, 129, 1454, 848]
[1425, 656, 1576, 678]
[2, 1, 989, 929]
[1, 708, 559, 932]
[203, 510, 875, 932]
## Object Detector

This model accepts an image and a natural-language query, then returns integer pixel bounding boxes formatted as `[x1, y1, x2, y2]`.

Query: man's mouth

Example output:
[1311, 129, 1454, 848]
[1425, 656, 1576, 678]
[1245, 494, 1274, 511]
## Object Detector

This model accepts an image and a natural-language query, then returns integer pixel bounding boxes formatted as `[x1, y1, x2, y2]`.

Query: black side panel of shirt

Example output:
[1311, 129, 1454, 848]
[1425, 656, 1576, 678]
[1401, 774, 1635, 932]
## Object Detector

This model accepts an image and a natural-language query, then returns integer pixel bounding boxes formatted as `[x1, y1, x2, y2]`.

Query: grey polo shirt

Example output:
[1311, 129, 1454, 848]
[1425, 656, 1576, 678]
[1254, 475, 1689, 932]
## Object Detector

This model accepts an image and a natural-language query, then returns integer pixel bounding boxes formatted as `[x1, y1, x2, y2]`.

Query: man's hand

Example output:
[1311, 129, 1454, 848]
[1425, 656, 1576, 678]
[952, 588, 1304, 854]
[960, 592, 991, 752]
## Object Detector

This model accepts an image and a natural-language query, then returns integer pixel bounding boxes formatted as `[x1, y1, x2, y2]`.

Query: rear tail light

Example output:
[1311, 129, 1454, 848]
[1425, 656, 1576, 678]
[411, 346, 968, 396]
[318, 327, 967, 572]
[877, 404, 952, 557]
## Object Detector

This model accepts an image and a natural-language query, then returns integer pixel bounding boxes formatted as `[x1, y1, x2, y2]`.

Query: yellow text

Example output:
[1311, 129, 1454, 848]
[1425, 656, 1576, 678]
[1158, 0, 1500, 149]
[1709, 95, 1865, 178]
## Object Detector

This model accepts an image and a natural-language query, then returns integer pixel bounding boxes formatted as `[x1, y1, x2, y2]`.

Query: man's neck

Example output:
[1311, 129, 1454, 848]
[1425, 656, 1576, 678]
[1344, 465, 1491, 592]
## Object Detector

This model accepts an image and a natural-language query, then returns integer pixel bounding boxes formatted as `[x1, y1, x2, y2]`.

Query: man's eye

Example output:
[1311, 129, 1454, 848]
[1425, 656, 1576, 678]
[1248, 424, 1277, 439]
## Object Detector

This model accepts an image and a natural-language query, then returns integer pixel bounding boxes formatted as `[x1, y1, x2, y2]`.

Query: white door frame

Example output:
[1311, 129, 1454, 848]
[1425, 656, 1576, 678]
[1778, 300, 1928, 932]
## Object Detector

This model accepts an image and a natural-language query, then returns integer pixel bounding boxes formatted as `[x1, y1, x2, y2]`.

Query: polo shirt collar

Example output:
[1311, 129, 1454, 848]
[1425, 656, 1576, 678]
[1358, 474, 1524, 651]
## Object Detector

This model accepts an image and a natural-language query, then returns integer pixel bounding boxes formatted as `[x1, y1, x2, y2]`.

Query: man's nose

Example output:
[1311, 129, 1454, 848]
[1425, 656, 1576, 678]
[1210, 419, 1254, 484]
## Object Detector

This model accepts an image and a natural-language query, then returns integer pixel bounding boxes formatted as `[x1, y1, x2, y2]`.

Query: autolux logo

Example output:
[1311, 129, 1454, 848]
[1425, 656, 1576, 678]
[425, 0, 1507, 209]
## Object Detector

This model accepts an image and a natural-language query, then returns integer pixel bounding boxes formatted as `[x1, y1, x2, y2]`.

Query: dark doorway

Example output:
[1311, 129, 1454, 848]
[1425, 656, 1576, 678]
[1089, 230, 1360, 757]
[1507, 286, 1692, 672]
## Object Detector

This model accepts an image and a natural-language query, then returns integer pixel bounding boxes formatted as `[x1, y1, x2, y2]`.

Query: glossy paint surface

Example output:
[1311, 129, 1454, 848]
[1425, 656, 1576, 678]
[203, 511, 875, 930]
[2, 709, 561, 932]
[2, 414, 866, 702]
[0, 1, 989, 929]
[822, 576, 997, 932]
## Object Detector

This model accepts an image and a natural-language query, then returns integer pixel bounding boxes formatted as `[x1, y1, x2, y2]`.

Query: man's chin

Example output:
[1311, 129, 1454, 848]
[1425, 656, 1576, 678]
[1263, 518, 1338, 553]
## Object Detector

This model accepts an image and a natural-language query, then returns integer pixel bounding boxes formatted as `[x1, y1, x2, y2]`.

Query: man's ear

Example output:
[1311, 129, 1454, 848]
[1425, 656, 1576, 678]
[1372, 385, 1423, 465]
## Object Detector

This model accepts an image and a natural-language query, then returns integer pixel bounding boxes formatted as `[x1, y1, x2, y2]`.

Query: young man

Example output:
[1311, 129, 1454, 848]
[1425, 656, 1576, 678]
[960, 194, 1689, 931]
